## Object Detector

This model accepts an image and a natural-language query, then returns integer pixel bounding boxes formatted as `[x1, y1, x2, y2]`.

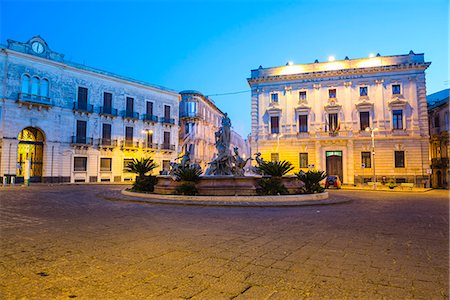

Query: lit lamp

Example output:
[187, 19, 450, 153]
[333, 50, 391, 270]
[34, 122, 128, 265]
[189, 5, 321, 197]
[365, 127, 379, 189]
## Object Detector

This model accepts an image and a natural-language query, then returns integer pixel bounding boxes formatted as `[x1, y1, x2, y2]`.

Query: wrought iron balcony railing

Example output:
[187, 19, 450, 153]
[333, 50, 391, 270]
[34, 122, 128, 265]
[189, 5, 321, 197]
[71, 136, 94, 145]
[73, 102, 94, 113]
[121, 140, 140, 149]
[160, 143, 175, 151]
[121, 111, 139, 120]
[99, 106, 118, 117]
[143, 114, 159, 122]
[143, 142, 159, 150]
[98, 138, 118, 147]
[18, 92, 52, 106]
[160, 117, 175, 125]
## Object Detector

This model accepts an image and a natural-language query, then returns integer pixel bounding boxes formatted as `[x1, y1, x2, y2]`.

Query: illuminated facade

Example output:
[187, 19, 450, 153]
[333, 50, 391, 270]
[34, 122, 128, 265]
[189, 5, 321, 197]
[427, 89, 449, 188]
[179, 90, 249, 170]
[248, 52, 431, 185]
[0, 36, 180, 183]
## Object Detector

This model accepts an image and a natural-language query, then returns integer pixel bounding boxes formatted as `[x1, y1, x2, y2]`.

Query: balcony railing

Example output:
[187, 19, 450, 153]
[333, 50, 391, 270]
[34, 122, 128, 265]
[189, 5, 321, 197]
[121, 111, 139, 120]
[98, 138, 117, 147]
[73, 102, 94, 113]
[143, 142, 159, 150]
[160, 117, 175, 125]
[121, 140, 140, 149]
[71, 136, 94, 145]
[160, 143, 175, 151]
[143, 114, 159, 122]
[99, 106, 118, 117]
[180, 112, 201, 119]
[18, 92, 52, 106]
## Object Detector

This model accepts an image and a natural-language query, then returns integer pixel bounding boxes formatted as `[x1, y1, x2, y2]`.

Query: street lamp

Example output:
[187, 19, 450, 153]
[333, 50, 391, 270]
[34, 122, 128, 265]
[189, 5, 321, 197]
[365, 127, 379, 189]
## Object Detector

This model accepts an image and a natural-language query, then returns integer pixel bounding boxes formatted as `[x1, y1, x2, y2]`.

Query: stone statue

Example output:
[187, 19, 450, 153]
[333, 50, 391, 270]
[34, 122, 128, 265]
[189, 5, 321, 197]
[232, 147, 252, 176]
[176, 150, 191, 167]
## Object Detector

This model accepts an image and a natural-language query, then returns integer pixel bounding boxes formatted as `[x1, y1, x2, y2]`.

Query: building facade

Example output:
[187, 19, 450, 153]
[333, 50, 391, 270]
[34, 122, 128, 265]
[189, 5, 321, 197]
[0, 36, 180, 183]
[427, 89, 449, 189]
[179, 90, 249, 170]
[248, 52, 431, 186]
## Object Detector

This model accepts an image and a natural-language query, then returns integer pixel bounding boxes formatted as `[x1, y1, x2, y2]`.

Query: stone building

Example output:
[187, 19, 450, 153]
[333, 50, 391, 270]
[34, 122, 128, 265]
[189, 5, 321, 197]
[179, 90, 249, 170]
[0, 36, 180, 183]
[427, 89, 449, 188]
[248, 52, 431, 186]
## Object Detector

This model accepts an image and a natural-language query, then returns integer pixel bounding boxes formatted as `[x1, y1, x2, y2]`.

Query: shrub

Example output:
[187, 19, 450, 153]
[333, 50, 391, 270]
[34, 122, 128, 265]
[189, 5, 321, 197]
[257, 177, 289, 195]
[174, 166, 202, 182]
[127, 157, 158, 178]
[296, 170, 327, 194]
[256, 160, 294, 177]
[175, 182, 198, 195]
[131, 175, 158, 192]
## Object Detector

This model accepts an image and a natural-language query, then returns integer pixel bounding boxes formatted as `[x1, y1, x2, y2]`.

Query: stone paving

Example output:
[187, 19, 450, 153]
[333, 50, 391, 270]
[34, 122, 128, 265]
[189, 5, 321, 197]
[0, 185, 448, 299]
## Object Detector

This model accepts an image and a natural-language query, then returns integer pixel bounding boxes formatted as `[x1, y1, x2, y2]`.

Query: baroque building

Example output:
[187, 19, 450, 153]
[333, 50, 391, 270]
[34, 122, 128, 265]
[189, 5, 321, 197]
[179, 90, 249, 170]
[0, 36, 180, 183]
[248, 52, 431, 186]
[427, 89, 449, 189]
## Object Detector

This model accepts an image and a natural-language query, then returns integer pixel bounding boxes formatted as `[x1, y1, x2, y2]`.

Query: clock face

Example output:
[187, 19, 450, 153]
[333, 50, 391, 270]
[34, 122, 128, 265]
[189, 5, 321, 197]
[31, 42, 44, 54]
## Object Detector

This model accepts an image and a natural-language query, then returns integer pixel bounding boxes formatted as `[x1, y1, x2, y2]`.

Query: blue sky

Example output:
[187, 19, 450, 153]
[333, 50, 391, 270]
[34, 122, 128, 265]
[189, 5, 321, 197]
[1, 0, 448, 137]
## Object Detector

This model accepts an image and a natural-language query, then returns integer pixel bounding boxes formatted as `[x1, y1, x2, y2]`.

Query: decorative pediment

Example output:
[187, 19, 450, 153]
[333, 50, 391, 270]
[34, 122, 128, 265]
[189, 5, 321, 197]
[295, 102, 311, 113]
[266, 102, 282, 115]
[355, 99, 374, 110]
[324, 99, 342, 112]
[388, 96, 408, 109]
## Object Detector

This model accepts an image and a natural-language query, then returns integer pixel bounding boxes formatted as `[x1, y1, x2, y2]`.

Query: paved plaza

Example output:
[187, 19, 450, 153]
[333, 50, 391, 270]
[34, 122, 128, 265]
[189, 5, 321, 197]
[0, 185, 448, 299]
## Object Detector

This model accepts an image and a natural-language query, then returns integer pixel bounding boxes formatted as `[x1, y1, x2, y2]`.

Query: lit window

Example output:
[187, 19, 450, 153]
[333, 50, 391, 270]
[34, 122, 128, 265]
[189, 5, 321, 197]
[329, 89, 337, 98]
[299, 91, 307, 101]
[299, 153, 308, 168]
[395, 151, 405, 168]
[361, 152, 371, 168]
[328, 113, 338, 131]
[271, 93, 278, 103]
[360, 112, 370, 130]
[100, 158, 112, 172]
[360, 86, 368, 97]
[299, 115, 308, 132]
[271, 153, 279, 162]
[74, 157, 87, 172]
[393, 110, 403, 129]
[123, 159, 133, 172]
[270, 116, 279, 134]
[392, 84, 401, 95]
[21, 74, 30, 94]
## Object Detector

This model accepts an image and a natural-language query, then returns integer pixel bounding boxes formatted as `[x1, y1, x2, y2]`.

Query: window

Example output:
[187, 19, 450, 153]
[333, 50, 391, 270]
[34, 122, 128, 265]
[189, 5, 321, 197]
[360, 86, 368, 97]
[40, 79, 49, 97]
[162, 160, 170, 171]
[393, 110, 403, 129]
[271, 153, 279, 162]
[434, 115, 440, 128]
[21, 74, 30, 94]
[360, 112, 370, 130]
[163, 131, 171, 147]
[329, 89, 336, 98]
[146, 131, 153, 146]
[126, 97, 134, 116]
[164, 105, 171, 119]
[77, 87, 88, 110]
[395, 151, 405, 168]
[76, 120, 87, 143]
[299, 91, 307, 101]
[299, 153, 308, 168]
[74, 157, 87, 172]
[328, 113, 338, 131]
[361, 152, 371, 168]
[102, 124, 111, 145]
[186, 101, 197, 115]
[299, 115, 308, 132]
[123, 158, 133, 172]
[185, 122, 194, 134]
[31, 77, 39, 95]
[103, 92, 112, 114]
[392, 84, 401, 95]
[125, 127, 133, 144]
[270, 116, 279, 134]
[100, 158, 112, 172]
[271, 93, 278, 103]
[146, 101, 153, 115]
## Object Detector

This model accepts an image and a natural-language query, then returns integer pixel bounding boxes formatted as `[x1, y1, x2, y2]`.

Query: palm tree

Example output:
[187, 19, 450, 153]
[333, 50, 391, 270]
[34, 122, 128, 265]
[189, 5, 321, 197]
[296, 170, 327, 194]
[256, 160, 294, 177]
[127, 157, 158, 178]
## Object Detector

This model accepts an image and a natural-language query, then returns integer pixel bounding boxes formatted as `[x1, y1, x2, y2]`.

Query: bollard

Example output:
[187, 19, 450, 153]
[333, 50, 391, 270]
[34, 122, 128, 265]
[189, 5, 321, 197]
[11, 176, 15, 186]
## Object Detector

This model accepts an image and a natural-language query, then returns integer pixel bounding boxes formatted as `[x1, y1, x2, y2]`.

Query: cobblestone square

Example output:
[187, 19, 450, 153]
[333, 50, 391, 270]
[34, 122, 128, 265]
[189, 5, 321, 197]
[0, 185, 448, 299]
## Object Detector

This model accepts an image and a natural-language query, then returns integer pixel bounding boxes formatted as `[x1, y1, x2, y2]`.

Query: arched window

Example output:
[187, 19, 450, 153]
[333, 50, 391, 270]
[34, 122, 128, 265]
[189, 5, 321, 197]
[40, 79, 49, 97]
[21, 74, 30, 94]
[31, 77, 39, 95]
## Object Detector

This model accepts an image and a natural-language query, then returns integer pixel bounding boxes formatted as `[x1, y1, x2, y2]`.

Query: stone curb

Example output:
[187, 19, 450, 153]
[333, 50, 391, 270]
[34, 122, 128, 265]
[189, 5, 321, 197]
[115, 189, 350, 207]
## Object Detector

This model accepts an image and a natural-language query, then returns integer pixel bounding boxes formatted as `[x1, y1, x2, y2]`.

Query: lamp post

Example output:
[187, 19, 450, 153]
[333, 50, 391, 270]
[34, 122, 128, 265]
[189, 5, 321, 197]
[365, 127, 378, 190]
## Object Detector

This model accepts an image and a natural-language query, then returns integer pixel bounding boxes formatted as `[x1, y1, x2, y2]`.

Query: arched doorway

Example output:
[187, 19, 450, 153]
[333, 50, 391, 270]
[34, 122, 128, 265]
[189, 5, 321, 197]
[17, 127, 44, 182]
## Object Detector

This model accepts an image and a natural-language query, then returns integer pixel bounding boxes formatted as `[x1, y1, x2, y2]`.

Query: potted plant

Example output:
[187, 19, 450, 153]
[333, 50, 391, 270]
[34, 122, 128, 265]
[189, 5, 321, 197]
[387, 180, 397, 189]
[127, 157, 158, 192]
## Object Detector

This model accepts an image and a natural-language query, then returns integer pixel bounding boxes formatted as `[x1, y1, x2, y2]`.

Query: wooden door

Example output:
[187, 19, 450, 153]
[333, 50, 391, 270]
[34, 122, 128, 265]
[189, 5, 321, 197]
[326, 151, 343, 180]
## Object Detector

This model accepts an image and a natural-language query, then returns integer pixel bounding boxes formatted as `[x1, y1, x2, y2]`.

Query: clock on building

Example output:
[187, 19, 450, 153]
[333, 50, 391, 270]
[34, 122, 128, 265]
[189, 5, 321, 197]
[31, 41, 44, 54]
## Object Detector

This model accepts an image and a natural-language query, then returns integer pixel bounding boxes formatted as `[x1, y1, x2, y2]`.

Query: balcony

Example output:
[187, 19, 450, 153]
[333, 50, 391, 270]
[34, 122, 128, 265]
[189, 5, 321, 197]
[17, 92, 52, 109]
[160, 143, 175, 151]
[143, 142, 159, 151]
[121, 140, 140, 150]
[97, 138, 117, 148]
[99, 106, 118, 117]
[121, 110, 139, 121]
[71, 136, 94, 146]
[143, 114, 159, 123]
[160, 117, 175, 125]
[73, 102, 94, 113]
[180, 112, 202, 119]
[431, 157, 449, 168]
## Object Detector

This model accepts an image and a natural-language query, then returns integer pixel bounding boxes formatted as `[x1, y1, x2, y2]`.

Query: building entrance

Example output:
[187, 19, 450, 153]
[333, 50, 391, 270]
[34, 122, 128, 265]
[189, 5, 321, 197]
[326, 151, 343, 181]
[17, 127, 44, 182]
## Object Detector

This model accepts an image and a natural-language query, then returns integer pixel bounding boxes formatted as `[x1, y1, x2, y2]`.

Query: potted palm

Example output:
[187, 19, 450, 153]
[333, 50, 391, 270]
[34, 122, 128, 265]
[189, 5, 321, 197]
[255, 160, 295, 195]
[127, 157, 158, 192]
